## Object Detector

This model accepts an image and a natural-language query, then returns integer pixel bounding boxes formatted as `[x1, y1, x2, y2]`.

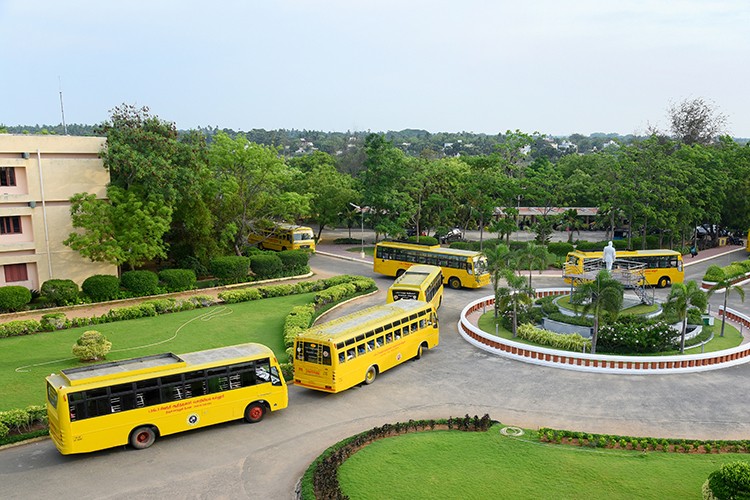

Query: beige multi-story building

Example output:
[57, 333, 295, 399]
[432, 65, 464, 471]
[0, 135, 116, 290]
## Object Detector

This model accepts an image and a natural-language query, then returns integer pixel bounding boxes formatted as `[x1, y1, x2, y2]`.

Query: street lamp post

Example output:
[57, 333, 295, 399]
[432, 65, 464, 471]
[350, 203, 365, 259]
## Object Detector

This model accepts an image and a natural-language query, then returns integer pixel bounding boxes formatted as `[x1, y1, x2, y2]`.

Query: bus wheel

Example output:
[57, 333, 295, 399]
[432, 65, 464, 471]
[244, 402, 266, 423]
[658, 277, 670, 288]
[130, 426, 156, 450]
[396, 269, 406, 278]
[258, 242, 264, 250]
[282, 247, 287, 251]
[364, 366, 377, 385]
[448, 277, 461, 289]
[415, 343, 426, 360]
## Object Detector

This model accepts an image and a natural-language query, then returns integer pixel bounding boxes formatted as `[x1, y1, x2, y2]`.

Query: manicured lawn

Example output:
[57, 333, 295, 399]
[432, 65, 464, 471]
[556, 294, 659, 316]
[338, 427, 744, 499]
[0, 293, 314, 410]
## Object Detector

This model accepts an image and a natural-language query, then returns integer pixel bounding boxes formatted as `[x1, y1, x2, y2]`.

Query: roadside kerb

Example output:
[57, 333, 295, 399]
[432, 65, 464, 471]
[458, 288, 750, 374]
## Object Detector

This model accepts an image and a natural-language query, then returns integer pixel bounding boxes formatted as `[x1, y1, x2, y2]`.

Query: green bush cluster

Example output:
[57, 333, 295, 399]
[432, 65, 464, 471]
[283, 303, 316, 360]
[158, 269, 197, 292]
[547, 242, 575, 257]
[0, 319, 42, 338]
[72, 330, 112, 361]
[574, 239, 629, 251]
[210, 256, 251, 284]
[41, 279, 80, 307]
[0, 286, 32, 312]
[545, 312, 593, 327]
[120, 270, 160, 296]
[0, 405, 47, 440]
[40, 313, 67, 331]
[705, 461, 750, 500]
[405, 235, 439, 246]
[597, 317, 677, 354]
[516, 323, 591, 352]
[82, 274, 120, 301]
[218, 288, 263, 304]
[249, 253, 283, 279]
[703, 260, 750, 283]
[277, 250, 310, 274]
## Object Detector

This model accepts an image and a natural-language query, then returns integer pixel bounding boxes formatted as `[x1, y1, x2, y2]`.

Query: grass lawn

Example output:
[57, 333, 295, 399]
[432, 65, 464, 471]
[346, 246, 375, 257]
[0, 293, 314, 411]
[555, 294, 659, 316]
[338, 427, 743, 499]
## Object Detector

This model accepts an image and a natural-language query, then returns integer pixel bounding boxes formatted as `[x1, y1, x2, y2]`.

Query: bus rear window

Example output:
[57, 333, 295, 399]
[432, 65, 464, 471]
[300, 342, 331, 365]
[47, 382, 58, 409]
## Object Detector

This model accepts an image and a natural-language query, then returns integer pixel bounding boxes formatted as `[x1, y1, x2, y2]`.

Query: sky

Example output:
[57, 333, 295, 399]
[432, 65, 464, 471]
[2, 0, 749, 137]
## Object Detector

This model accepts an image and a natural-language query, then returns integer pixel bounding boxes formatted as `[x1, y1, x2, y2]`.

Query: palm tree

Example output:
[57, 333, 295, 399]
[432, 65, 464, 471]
[666, 281, 707, 353]
[498, 269, 531, 337]
[560, 208, 586, 243]
[483, 243, 511, 318]
[570, 270, 624, 354]
[514, 242, 549, 292]
[707, 274, 746, 338]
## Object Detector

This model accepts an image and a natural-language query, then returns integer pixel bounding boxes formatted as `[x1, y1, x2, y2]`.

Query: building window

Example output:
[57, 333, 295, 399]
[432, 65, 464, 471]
[0, 216, 21, 234]
[0, 167, 16, 187]
[4, 263, 28, 282]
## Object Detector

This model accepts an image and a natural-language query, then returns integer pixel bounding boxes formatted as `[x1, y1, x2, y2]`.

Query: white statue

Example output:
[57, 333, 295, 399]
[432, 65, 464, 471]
[603, 241, 616, 271]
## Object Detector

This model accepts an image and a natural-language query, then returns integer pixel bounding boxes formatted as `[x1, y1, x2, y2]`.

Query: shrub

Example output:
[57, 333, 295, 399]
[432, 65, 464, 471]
[703, 265, 725, 282]
[547, 242, 575, 257]
[82, 274, 120, 302]
[218, 288, 262, 303]
[448, 241, 472, 250]
[210, 256, 251, 284]
[546, 312, 593, 327]
[0, 319, 41, 338]
[705, 461, 750, 499]
[0, 409, 31, 433]
[41, 279, 80, 306]
[25, 405, 47, 425]
[0, 421, 7, 440]
[405, 235, 439, 246]
[108, 303, 158, 321]
[142, 298, 179, 314]
[72, 330, 112, 361]
[40, 312, 67, 331]
[250, 253, 283, 280]
[257, 284, 298, 298]
[687, 307, 703, 325]
[158, 269, 197, 292]
[516, 323, 591, 352]
[0, 286, 32, 312]
[278, 250, 310, 273]
[597, 317, 677, 354]
[120, 270, 159, 296]
[175, 255, 209, 278]
[724, 263, 747, 280]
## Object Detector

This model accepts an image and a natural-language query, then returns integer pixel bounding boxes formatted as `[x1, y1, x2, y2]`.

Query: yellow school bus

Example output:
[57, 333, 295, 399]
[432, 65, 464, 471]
[45, 343, 287, 454]
[373, 241, 490, 289]
[293, 300, 438, 393]
[248, 222, 316, 252]
[387, 264, 444, 310]
[564, 249, 684, 288]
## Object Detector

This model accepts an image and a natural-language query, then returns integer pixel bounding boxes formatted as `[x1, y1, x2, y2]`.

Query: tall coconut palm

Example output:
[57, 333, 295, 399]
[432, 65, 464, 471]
[666, 280, 707, 353]
[483, 243, 511, 318]
[707, 274, 746, 338]
[514, 242, 550, 292]
[570, 270, 624, 354]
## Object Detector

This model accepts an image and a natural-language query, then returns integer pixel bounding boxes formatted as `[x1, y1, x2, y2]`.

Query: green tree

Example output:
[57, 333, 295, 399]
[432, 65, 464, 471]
[484, 243, 511, 318]
[498, 269, 531, 337]
[707, 273, 746, 338]
[570, 270, 624, 354]
[665, 281, 707, 353]
[513, 242, 550, 292]
[304, 160, 358, 240]
[64, 186, 172, 270]
[489, 207, 518, 244]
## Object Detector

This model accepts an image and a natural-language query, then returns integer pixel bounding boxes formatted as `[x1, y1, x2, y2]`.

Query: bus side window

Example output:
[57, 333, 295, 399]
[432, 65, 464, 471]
[357, 344, 366, 355]
[207, 367, 229, 393]
[338, 352, 345, 363]
[419, 319, 426, 329]
[255, 359, 272, 383]
[69, 392, 86, 421]
[347, 348, 356, 360]
[376, 336, 384, 348]
[385, 333, 393, 343]
[269, 366, 282, 387]
[366, 340, 374, 351]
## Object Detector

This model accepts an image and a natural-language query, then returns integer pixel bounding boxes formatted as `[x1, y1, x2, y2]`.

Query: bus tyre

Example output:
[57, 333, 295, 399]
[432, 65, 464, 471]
[364, 366, 377, 385]
[415, 343, 425, 360]
[658, 277, 670, 288]
[244, 402, 266, 423]
[448, 277, 461, 289]
[258, 242, 264, 250]
[130, 426, 156, 450]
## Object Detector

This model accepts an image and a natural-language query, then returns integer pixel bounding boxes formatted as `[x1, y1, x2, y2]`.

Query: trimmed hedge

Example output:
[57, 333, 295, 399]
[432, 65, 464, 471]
[0, 286, 32, 312]
[120, 270, 160, 296]
[82, 274, 120, 301]
[40, 279, 79, 306]
[250, 253, 283, 280]
[277, 250, 310, 274]
[547, 242, 575, 257]
[0, 319, 42, 338]
[158, 269, 197, 292]
[210, 256, 251, 284]
[516, 323, 591, 352]
[219, 288, 263, 303]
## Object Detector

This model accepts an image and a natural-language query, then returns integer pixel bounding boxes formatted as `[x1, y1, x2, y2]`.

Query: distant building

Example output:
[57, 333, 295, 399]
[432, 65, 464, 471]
[0, 135, 116, 289]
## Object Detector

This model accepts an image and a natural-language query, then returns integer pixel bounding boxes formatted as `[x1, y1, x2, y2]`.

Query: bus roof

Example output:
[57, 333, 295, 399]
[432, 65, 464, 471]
[52, 343, 273, 387]
[300, 300, 431, 342]
[377, 241, 483, 258]
[274, 222, 312, 232]
[393, 265, 441, 287]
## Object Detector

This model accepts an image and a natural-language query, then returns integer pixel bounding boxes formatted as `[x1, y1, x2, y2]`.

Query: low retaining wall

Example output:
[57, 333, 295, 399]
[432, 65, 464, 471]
[458, 288, 750, 374]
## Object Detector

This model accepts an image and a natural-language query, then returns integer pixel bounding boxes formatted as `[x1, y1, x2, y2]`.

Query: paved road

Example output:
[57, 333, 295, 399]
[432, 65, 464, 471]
[1, 251, 749, 499]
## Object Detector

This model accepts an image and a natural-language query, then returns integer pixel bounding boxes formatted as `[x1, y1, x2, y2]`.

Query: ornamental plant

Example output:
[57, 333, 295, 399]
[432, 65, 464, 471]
[72, 330, 112, 362]
[41, 279, 80, 306]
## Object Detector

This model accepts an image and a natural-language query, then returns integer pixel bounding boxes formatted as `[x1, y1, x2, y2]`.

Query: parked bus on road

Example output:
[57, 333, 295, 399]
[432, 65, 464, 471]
[248, 222, 316, 252]
[46, 343, 287, 454]
[373, 241, 490, 289]
[564, 249, 684, 288]
[293, 300, 438, 393]
[386, 264, 444, 311]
